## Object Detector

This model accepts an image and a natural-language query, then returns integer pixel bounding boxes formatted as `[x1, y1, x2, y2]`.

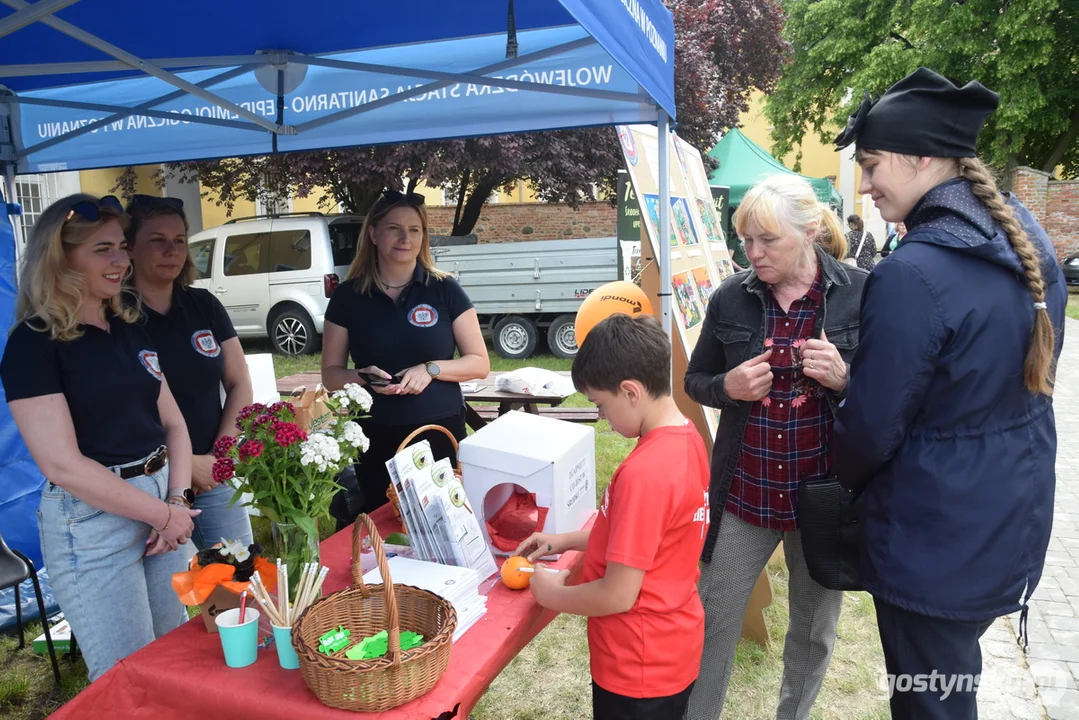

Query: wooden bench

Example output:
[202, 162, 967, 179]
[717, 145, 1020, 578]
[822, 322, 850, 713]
[469, 405, 600, 423]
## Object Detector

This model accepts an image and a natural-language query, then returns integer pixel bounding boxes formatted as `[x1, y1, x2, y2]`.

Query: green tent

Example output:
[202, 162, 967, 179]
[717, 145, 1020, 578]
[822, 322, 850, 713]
[707, 128, 843, 211]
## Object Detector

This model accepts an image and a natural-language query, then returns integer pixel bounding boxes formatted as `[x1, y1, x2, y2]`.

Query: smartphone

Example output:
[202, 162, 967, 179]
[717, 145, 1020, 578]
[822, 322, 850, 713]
[358, 370, 396, 387]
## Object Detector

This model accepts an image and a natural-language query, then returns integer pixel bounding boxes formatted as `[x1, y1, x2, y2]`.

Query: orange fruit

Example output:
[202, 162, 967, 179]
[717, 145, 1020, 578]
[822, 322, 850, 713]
[500, 556, 533, 590]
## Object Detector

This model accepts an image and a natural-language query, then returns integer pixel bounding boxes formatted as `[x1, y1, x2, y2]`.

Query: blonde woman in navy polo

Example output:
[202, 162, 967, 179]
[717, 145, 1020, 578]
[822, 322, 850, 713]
[321, 190, 489, 527]
[0, 195, 198, 681]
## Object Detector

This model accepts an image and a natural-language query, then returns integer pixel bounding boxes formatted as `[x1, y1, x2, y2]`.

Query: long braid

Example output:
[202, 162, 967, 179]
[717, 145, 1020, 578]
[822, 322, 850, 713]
[959, 157, 1055, 395]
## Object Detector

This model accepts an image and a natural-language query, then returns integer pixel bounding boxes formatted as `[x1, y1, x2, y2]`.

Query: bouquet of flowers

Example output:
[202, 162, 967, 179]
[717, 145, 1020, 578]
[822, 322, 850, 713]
[212, 383, 373, 594]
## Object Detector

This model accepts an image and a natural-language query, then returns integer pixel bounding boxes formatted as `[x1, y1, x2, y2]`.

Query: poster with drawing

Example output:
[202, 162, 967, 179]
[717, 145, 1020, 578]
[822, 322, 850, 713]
[692, 266, 715, 302]
[672, 271, 704, 329]
[617, 124, 735, 438]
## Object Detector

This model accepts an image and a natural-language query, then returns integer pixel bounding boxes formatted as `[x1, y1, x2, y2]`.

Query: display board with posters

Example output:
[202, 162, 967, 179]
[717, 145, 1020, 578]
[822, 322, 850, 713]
[616, 124, 734, 435]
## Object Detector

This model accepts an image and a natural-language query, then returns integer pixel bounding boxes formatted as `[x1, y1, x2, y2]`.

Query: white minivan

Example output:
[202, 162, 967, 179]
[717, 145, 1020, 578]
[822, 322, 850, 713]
[187, 212, 364, 355]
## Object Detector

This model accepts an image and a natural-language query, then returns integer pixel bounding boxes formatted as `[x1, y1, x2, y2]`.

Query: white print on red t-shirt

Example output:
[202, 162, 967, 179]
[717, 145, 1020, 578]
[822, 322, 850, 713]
[138, 350, 163, 381]
[191, 329, 221, 357]
[693, 490, 710, 539]
[408, 304, 439, 328]
[600, 485, 610, 518]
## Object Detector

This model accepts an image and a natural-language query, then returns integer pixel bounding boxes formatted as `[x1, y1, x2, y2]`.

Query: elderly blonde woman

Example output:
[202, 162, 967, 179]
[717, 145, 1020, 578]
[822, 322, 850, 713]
[0, 194, 199, 682]
[683, 175, 868, 720]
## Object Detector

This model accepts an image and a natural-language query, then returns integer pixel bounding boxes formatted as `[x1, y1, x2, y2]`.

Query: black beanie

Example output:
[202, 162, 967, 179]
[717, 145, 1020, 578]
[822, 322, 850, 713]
[834, 67, 999, 157]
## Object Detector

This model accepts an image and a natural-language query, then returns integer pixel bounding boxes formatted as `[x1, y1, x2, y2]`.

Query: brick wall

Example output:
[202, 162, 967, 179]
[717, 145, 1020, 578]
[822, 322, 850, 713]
[426, 202, 616, 243]
[1012, 166, 1079, 259]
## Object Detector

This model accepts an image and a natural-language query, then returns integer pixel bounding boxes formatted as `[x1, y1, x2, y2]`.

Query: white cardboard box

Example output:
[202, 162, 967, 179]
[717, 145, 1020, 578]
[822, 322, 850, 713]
[459, 411, 596, 556]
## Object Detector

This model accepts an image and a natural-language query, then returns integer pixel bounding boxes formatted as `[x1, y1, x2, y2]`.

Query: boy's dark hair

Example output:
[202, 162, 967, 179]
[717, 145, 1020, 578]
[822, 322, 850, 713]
[571, 313, 671, 398]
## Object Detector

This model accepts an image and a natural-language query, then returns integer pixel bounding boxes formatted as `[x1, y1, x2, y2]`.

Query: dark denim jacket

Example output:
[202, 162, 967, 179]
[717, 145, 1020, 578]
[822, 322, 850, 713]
[685, 247, 869, 562]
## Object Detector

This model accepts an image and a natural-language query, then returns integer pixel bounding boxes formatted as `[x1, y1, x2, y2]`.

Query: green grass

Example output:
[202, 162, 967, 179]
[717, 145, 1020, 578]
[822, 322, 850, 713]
[0, 341, 883, 720]
[1067, 290, 1079, 321]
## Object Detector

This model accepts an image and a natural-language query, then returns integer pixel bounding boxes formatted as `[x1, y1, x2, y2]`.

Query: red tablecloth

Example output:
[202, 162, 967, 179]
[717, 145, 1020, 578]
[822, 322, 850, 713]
[50, 507, 593, 720]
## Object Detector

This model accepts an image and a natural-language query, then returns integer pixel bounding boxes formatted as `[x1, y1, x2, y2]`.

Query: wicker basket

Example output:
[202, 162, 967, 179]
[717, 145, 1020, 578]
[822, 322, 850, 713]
[291, 514, 457, 712]
[386, 424, 464, 524]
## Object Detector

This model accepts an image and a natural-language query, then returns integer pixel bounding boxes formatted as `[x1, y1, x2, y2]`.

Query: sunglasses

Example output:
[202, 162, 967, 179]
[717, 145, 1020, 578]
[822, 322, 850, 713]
[66, 195, 124, 223]
[127, 194, 185, 212]
[379, 189, 425, 207]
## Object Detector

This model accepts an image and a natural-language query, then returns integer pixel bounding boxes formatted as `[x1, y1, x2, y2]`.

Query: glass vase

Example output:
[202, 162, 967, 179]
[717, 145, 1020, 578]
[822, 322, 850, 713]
[269, 520, 320, 600]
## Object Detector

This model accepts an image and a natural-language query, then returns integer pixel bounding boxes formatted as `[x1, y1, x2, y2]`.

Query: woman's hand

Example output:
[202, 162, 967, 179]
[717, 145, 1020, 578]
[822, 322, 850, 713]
[801, 331, 848, 391]
[515, 531, 566, 563]
[191, 454, 216, 494]
[723, 349, 774, 402]
[145, 502, 200, 554]
[392, 364, 433, 395]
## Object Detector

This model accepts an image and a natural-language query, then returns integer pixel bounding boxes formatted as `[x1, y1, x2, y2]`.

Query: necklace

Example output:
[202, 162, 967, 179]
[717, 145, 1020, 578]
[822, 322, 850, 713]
[380, 277, 411, 289]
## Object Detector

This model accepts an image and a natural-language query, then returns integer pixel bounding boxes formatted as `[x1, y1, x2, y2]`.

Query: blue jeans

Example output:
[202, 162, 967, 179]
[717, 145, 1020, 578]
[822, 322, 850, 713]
[37, 461, 188, 682]
[191, 481, 253, 552]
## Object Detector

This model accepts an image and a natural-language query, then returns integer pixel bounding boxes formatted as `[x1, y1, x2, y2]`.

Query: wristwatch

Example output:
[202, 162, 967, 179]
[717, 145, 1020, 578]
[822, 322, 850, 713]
[167, 488, 195, 508]
[425, 362, 441, 377]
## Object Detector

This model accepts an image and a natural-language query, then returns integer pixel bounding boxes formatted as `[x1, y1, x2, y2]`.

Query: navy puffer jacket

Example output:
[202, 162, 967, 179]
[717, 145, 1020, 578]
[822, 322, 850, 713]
[834, 177, 1066, 622]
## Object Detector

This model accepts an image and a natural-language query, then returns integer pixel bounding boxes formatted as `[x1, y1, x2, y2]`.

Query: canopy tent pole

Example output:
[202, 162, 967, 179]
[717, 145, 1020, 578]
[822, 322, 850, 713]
[0, 0, 79, 40]
[657, 109, 672, 339]
[0, 0, 292, 136]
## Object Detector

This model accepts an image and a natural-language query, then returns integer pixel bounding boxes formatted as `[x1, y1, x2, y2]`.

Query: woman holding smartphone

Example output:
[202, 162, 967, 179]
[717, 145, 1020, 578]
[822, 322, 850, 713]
[321, 190, 489, 527]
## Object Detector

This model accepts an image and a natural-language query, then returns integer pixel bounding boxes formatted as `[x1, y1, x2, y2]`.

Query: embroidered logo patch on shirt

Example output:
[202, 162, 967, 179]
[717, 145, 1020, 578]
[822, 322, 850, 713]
[191, 329, 221, 357]
[408, 304, 438, 328]
[138, 350, 163, 381]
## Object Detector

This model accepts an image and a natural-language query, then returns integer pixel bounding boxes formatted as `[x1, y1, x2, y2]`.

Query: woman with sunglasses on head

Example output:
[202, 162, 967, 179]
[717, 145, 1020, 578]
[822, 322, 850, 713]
[321, 190, 489, 527]
[0, 195, 198, 682]
[124, 195, 254, 551]
[832, 69, 1066, 718]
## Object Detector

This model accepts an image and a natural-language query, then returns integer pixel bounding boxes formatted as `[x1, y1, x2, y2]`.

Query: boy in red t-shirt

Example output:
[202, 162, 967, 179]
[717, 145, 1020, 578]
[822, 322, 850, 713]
[515, 313, 711, 720]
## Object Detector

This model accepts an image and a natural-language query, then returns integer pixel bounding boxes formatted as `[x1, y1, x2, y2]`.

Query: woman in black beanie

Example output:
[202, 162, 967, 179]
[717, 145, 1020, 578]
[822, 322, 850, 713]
[832, 67, 1066, 719]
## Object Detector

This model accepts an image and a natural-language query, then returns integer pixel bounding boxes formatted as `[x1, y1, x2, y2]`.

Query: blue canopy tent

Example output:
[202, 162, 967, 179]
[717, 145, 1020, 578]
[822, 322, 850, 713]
[0, 0, 676, 563]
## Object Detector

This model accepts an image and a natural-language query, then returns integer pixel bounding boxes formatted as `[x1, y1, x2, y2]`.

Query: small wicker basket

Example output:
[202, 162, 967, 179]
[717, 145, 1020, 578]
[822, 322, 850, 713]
[291, 514, 457, 712]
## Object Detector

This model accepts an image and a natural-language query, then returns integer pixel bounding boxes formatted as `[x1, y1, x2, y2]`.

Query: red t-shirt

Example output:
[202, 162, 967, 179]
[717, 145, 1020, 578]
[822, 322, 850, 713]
[581, 421, 711, 698]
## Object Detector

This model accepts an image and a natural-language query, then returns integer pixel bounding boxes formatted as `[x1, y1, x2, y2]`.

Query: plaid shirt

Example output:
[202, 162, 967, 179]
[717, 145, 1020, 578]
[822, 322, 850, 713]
[726, 268, 833, 531]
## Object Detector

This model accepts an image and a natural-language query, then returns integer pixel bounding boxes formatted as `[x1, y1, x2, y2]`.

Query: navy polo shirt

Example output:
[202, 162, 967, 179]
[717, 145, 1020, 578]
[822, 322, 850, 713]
[0, 313, 166, 467]
[325, 266, 474, 425]
[138, 285, 238, 456]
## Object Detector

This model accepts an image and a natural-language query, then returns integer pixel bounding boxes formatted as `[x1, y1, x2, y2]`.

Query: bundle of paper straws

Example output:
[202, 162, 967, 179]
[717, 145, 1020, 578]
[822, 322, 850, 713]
[247, 561, 329, 628]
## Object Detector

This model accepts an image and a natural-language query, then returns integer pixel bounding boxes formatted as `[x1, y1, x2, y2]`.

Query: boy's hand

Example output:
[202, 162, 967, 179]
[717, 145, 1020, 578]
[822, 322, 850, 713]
[529, 563, 569, 607]
[515, 532, 563, 563]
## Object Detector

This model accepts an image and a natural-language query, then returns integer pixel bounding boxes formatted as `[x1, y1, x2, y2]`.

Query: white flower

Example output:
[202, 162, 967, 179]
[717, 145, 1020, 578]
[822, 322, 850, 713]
[299, 432, 343, 473]
[338, 396, 350, 407]
[342, 421, 370, 452]
[218, 538, 249, 562]
[233, 546, 251, 562]
[342, 383, 373, 412]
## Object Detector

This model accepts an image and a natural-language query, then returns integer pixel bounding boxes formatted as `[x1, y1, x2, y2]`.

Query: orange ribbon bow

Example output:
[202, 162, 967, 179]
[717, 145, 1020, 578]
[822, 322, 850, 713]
[171, 555, 278, 606]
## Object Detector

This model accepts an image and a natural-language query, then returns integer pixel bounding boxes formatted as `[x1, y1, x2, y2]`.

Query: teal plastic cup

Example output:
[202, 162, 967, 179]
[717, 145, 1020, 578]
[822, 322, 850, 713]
[272, 624, 300, 670]
[215, 607, 260, 668]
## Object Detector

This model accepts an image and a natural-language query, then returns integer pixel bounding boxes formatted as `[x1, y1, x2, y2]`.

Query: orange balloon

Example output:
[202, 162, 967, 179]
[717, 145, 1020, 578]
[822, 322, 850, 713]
[574, 281, 654, 346]
[500, 556, 534, 590]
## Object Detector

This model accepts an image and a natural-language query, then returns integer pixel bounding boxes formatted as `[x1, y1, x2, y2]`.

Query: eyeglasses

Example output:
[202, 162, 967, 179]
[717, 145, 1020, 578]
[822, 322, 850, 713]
[66, 195, 124, 223]
[379, 190, 425, 207]
[126, 195, 185, 213]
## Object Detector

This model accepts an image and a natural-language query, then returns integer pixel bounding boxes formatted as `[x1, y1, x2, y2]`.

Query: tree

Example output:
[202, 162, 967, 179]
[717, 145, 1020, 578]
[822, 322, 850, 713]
[170, 0, 788, 231]
[766, 0, 1079, 177]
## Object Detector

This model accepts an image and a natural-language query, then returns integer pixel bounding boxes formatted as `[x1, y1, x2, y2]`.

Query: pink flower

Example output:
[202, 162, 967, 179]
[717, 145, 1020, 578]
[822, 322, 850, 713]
[268, 401, 296, 418]
[212, 458, 235, 483]
[791, 395, 807, 408]
[239, 440, 264, 461]
[273, 422, 307, 447]
[235, 403, 267, 430]
[253, 413, 276, 429]
[213, 435, 237, 460]
[792, 338, 807, 349]
[761, 396, 772, 408]
[763, 338, 774, 347]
